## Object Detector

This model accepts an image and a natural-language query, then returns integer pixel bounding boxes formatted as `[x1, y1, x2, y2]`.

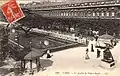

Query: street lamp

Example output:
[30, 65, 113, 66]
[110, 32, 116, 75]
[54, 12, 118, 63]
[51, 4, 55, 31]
[44, 40, 49, 46]
[12, 29, 20, 51]
[12, 29, 15, 33]
[15, 35, 18, 41]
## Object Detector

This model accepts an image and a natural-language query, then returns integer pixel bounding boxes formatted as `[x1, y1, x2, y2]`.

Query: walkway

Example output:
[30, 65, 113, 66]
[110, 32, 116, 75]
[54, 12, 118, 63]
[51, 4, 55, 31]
[25, 42, 120, 76]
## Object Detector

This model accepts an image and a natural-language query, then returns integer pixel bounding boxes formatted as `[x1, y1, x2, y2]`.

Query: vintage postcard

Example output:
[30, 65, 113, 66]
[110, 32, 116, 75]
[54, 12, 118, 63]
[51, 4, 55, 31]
[0, 0, 120, 76]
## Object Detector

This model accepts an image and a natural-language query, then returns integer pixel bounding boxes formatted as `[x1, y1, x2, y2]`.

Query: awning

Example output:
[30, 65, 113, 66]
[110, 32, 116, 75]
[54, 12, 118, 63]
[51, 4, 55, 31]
[24, 48, 47, 60]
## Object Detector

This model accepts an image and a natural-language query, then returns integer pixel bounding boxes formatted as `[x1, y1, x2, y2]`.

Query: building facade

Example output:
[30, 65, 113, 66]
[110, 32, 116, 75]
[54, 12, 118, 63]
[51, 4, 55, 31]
[20, 0, 120, 19]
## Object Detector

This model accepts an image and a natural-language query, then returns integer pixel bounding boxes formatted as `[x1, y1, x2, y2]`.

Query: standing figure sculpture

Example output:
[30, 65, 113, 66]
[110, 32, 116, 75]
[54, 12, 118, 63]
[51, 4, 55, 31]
[85, 49, 90, 60]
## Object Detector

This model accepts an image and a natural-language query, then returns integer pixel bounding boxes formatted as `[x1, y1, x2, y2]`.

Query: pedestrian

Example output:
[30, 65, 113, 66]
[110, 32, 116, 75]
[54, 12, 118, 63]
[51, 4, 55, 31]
[110, 39, 113, 46]
[97, 49, 100, 58]
[91, 44, 94, 52]
[113, 40, 117, 46]
[95, 35, 98, 41]
[46, 50, 53, 58]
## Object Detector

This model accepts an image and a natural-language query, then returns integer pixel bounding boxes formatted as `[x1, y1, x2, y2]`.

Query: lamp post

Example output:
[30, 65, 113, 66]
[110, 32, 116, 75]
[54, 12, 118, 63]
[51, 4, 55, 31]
[12, 29, 20, 51]
[29, 41, 32, 70]
[12, 29, 24, 71]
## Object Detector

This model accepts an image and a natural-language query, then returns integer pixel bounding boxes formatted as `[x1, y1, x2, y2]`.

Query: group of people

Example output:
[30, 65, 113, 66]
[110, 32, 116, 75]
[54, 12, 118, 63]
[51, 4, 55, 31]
[85, 36, 118, 61]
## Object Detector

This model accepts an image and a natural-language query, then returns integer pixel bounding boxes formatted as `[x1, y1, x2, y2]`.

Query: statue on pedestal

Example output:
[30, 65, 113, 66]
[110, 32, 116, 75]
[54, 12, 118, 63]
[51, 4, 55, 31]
[101, 44, 115, 67]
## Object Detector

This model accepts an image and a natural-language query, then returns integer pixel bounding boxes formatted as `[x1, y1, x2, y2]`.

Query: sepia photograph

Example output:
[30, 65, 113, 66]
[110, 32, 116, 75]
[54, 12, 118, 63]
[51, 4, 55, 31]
[0, 0, 120, 76]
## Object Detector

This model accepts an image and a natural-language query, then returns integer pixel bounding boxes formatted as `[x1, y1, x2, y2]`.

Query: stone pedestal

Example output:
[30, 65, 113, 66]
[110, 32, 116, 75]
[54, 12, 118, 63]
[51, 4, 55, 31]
[100, 59, 115, 69]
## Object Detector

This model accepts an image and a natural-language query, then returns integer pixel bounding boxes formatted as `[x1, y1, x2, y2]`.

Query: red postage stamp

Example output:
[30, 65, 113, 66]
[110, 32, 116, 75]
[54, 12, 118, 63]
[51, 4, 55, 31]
[1, 0, 24, 23]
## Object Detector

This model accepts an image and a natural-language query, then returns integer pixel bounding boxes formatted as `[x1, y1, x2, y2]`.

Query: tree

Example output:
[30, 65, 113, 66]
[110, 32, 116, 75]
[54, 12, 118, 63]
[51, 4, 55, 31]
[16, 11, 45, 37]
[0, 24, 10, 61]
[0, 10, 7, 22]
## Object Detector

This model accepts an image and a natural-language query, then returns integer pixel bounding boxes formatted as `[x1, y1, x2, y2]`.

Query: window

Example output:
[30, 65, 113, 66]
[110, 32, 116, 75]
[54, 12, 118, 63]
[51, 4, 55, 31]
[111, 7, 115, 9]
[93, 12, 95, 16]
[63, 12, 65, 16]
[101, 12, 104, 16]
[66, 12, 68, 16]
[97, 12, 99, 16]
[106, 12, 109, 16]
[92, 2, 96, 5]
[69, 12, 71, 16]
[75, 12, 77, 16]
[71, 12, 73, 16]
[101, 2, 104, 4]
[112, 12, 115, 16]
[88, 12, 91, 16]
[89, 3, 91, 5]
[75, 4, 77, 6]
[81, 12, 83, 17]
[61, 13, 63, 16]
[56, 12, 58, 16]
[81, 4, 84, 6]
[71, 4, 74, 6]
[85, 3, 88, 6]
[64, 12, 67, 16]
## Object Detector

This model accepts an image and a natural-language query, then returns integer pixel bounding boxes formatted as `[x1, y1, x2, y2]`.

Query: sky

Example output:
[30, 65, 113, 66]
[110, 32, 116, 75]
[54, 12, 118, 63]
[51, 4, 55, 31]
[0, 0, 113, 5]
[0, 0, 58, 4]
[0, 0, 56, 5]
[15, 0, 111, 4]
[16, 0, 62, 3]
